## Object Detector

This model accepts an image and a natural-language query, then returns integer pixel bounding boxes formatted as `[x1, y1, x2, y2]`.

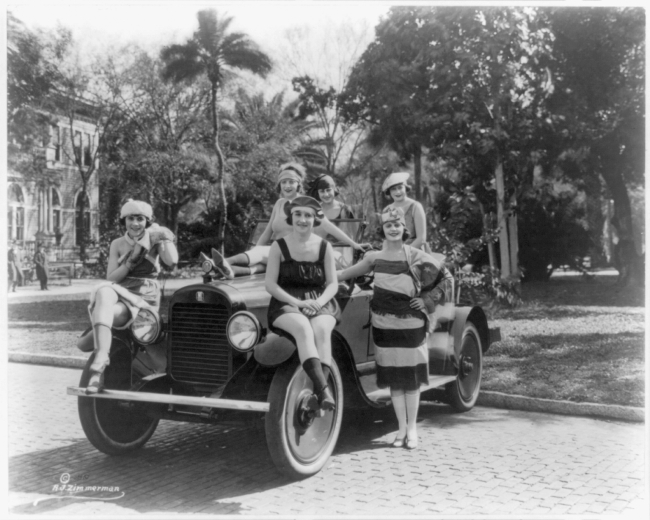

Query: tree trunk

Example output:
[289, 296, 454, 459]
[413, 144, 422, 203]
[210, 81, 227, 255]
[78, 180, 88, 263]
[508, 193, 520, 278]
[495, 161, 511, 278]
[598, 136, 644, 286]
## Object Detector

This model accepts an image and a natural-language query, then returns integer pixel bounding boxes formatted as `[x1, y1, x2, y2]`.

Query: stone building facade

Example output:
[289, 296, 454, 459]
[7, 107, 100, 264]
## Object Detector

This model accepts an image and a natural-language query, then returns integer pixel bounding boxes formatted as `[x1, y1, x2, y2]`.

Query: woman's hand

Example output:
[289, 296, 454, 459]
[125, 243, 149, 272]
[149, 224, 175, 245]
[300, 299, 322, 316]
[410, 297, 426, 313]
[353, 242, 373, 252]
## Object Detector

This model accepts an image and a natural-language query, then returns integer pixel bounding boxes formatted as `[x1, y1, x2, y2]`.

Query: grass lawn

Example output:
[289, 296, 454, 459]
[485, 271, 645, 408]
[7, 270, 645, 407]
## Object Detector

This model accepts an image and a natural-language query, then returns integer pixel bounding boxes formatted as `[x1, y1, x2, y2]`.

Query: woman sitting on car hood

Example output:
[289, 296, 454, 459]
[83, 199, 178, 394]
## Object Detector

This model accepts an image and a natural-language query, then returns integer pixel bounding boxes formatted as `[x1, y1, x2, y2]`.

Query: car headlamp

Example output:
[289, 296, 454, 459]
[227, 311, 262, 352]
[131, 308, 161, 345]
[201, 259, 213, 273]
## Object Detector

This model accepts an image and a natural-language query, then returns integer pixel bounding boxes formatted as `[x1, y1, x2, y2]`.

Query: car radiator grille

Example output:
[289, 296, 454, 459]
[169, 302, 231, 386]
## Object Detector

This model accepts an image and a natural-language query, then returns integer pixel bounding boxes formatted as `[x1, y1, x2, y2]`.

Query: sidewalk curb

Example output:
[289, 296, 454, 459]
[8, 352, 645, 423]
[7, 285, 183, 304]
[9, 352, 87, 369]
[478, 391, 644, 423]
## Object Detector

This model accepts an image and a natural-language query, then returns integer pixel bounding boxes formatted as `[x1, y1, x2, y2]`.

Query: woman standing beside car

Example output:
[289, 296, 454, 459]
[337, 206, 452, 449]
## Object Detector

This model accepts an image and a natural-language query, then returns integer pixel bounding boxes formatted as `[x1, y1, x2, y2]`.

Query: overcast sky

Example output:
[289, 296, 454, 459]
[8, 1, 390, 49]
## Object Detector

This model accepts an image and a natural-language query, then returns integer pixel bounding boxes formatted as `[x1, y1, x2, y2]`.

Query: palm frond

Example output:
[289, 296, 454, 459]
[160, 42, 204, 83]
[221, 33, 272, 76]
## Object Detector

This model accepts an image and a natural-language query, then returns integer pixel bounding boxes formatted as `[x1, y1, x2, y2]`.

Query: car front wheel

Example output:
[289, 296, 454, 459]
[446, 321, 483, 412]
[265, 356, 344, 479]
[78, 341, 159, 455]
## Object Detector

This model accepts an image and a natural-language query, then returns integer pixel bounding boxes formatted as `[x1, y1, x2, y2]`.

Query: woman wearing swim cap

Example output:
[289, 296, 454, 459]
[381, 172, 427, 251]
[265, 195, 341, 411]
[337, 206, 453, 449]
[214, 163, 366, 278]
[83, 199, 178, 394]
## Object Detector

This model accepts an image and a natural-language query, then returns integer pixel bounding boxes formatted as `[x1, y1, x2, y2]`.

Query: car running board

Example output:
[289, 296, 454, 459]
[67, 386, 270, 413]
[359, 374, 458, 404]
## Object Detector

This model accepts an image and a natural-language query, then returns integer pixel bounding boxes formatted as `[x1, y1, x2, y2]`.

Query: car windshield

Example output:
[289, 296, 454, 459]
[247, 218, 366, 269]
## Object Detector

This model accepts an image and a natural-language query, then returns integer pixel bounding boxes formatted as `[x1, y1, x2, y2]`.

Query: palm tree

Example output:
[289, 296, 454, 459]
[160, 9, 272, 252]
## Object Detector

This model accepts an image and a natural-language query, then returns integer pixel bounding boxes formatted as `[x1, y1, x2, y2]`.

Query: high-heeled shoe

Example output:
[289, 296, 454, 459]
[86, 359, 109, 395]
[392, 435, 406, 448]
[317, 385, 336, 412]
[405, 434, 418, 450]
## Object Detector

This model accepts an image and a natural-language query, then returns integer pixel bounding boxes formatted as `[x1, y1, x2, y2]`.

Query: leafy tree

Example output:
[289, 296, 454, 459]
[291, 76, 368, 178]
[342, 6, 556, 282]
[196, 89, 304, 256]
[543, 7, 645, 284]
[160, 9, 272, 253]
[7, 13, 70, 180]
[98, 50, 214, 236]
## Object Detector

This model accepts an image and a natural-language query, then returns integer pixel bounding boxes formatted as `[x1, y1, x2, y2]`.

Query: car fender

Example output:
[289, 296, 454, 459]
[254, 332, 296, 367]
[453, 306, 491, 354]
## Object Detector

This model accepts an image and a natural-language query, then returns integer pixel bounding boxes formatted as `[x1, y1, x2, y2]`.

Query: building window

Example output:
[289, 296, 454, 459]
[51, 188, 62, 234]
[74, 130, 82, 166]
[84, 133, 92, 166]
[51, 125, 61, 161]
[75, 191, 91, 246]
[8, 183, 25, 241]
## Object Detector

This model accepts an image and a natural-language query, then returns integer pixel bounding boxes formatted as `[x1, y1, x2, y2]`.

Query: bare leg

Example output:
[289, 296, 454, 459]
[87, 286, 130, 393]
[309, 314, 336, 367]
[273, 313, 319, 363]
[405, 389, 420, 449]
[390, 388, 407, 446]
[272, 313, 335, 411]
[225, 253, 251, 266]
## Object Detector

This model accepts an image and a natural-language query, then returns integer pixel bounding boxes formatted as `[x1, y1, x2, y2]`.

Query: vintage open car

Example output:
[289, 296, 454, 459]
[68, 218, 500, 479]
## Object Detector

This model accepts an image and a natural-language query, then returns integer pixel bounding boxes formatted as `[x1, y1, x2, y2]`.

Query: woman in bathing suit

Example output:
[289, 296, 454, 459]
[84, 199, 178, 394]
[215, 163, 367, 278]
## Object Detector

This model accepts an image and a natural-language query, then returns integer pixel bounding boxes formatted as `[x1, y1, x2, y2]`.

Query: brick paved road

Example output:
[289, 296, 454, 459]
[7, 363, 647, 516]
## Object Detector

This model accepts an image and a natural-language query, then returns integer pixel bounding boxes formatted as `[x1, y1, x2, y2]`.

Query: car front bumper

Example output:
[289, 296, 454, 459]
[67, 386, 270, 413]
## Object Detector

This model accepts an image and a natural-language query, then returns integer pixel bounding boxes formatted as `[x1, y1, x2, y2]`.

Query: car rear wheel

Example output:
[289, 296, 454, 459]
[265, 357, 343, 479]
[446, 321, 483, 412]
[78, 341, 159, 455]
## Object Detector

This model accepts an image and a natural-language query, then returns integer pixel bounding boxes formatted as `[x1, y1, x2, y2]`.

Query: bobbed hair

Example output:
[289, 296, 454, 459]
[119, 215, 153, 228]
[277, 181, 303, 195]
[285, 210, 322, 227]
[384, 183, 412, 198]
[377, 224, 411, 242]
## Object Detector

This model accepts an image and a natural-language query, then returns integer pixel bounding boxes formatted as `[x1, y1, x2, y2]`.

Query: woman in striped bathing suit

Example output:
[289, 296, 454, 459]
[338, 206, 451, 449]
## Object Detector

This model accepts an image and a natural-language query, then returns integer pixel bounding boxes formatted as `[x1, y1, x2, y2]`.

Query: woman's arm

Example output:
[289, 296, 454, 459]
[264, 241, 307, 308]
[337, 253, 375, 281]
[106, 240, 128, 283]
[410, 200, 427, 250]
[256, 199, 281, 246]
[316, 242, 340, 308]
[157, 241, 179, 269]
[320, 216, 363, 250]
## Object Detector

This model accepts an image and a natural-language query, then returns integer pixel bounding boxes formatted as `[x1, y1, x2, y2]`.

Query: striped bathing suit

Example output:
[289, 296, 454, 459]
[371, 254, 429, 391]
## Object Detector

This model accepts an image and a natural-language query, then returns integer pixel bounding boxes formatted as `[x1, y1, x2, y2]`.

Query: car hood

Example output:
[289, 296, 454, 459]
[208, 273, 271, 310]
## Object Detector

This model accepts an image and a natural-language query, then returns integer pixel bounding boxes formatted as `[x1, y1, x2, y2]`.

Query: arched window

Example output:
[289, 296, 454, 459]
[7, 183, 25, 241]
[75, 191, 91, 246]
[51, 188, 62, 234]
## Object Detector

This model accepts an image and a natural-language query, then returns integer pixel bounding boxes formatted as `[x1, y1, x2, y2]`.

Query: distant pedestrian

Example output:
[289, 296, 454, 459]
[8, 241, 24, 292]
[34, 243, 49, 290]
